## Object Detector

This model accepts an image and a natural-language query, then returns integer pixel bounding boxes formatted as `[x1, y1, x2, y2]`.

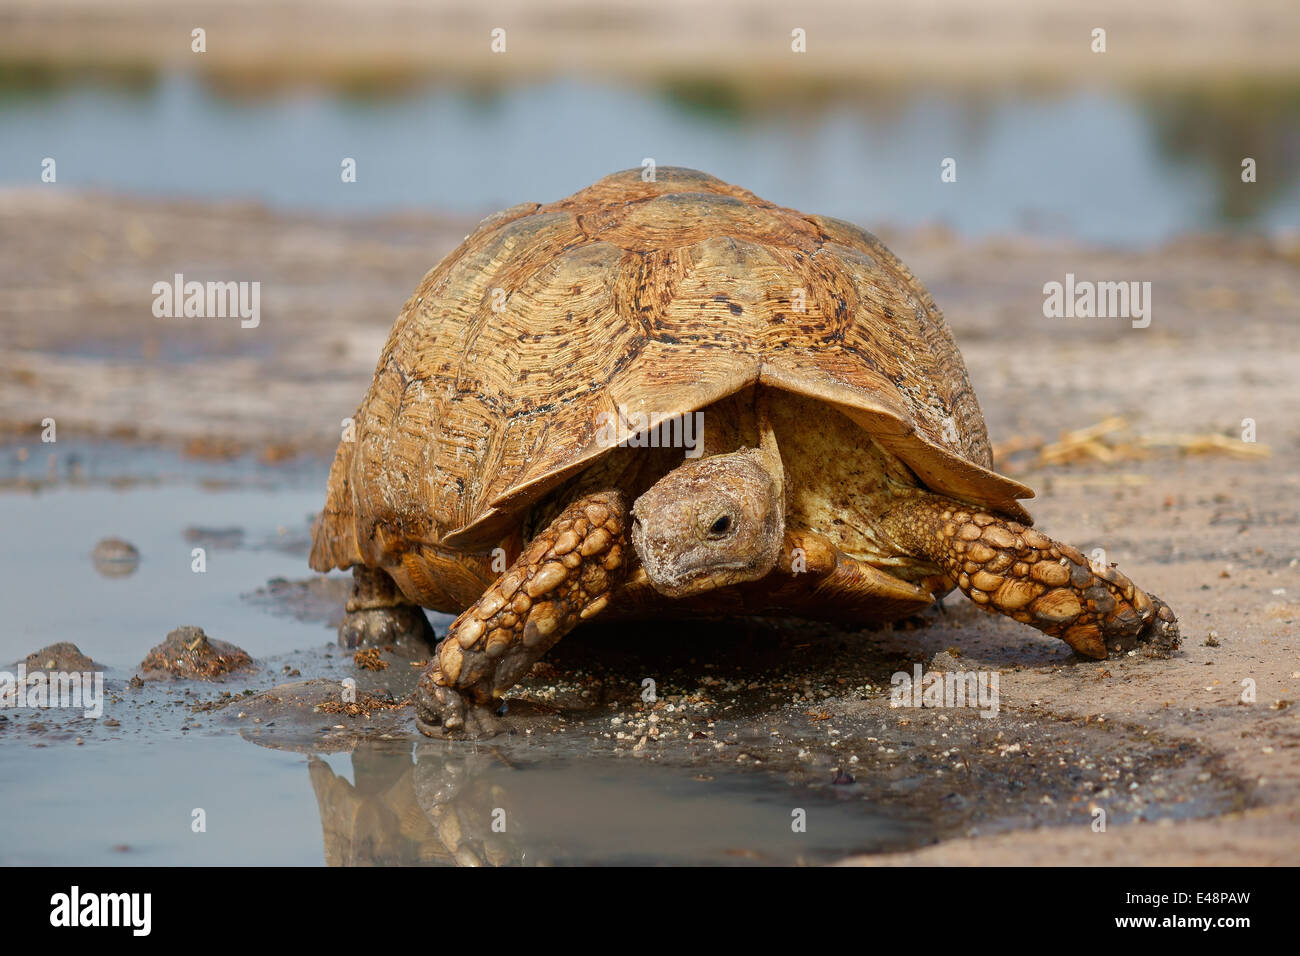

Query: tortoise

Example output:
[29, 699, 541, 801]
[309, 167, 1180, 737]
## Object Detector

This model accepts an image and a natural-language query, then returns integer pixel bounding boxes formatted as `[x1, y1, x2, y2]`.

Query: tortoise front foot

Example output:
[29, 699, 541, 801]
[1104, 591, 1180, 659]
[414, 669, 503, 739]
[414, 489, 629, 739]
[339, 605, 435, 651]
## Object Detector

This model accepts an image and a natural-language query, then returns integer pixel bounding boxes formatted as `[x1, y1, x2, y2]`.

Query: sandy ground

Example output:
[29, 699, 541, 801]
[2, 189, 1298, 864]
[2, 0, 1299, 88]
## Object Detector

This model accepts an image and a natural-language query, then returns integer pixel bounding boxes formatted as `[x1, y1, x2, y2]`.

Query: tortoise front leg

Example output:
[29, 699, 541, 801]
[884, 492, 1180, 659]
[415, 490, 628, 738]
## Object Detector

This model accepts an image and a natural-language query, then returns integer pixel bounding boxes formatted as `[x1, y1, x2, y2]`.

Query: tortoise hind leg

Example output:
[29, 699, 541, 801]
[339, 565, 436, 654]
[415, 490, 629, 738]
[883, 492, 1180, 659]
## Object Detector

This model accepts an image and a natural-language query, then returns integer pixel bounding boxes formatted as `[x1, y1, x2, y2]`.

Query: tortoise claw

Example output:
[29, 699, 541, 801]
[1106, 592, 1181, 659]
[414, 668, 504, 739]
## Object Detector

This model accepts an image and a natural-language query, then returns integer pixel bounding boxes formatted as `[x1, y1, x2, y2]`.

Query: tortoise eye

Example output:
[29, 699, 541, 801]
[708, 514, 733, 537]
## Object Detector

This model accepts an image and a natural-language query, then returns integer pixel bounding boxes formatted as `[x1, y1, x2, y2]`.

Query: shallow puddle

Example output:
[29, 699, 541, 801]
[0, 441, 1246, 865]
[3, 734, 930, 866]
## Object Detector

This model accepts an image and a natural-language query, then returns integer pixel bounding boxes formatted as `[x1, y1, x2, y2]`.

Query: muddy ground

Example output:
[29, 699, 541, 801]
[1, 189, 1297, 864]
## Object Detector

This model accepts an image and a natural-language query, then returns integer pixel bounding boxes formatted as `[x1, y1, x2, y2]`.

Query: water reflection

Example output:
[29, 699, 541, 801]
[300, 740, 929, 866]
[1142, 85, 1300, 224]
[308, 747, 522, 866]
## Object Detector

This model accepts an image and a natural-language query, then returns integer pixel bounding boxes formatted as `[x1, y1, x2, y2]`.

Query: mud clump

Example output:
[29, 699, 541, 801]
[226, 680, 417, 752]
[138, 626, 255, 681]
[91, 537, 140, 577]
[23, 642, 99, 672]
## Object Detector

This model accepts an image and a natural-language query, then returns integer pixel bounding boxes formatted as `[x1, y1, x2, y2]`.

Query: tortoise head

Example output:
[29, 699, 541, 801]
[630, 447, 785, 598]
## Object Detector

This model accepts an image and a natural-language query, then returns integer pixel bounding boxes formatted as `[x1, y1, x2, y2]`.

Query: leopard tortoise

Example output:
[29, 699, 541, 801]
[309, 167, 1180, 737]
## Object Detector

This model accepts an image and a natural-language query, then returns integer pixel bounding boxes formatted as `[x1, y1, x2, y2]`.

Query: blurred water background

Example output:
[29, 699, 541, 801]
[2, 0, 1297, 244]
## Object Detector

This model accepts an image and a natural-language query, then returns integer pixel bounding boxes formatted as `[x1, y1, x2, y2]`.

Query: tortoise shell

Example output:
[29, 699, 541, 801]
[310, 167, 1032, 584]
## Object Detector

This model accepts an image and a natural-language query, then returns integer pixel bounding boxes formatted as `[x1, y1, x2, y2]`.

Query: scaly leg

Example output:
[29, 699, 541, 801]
[339, 565, 436, 653]
[883, 492, 1180, 658]
[415, 490, 628, 737]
